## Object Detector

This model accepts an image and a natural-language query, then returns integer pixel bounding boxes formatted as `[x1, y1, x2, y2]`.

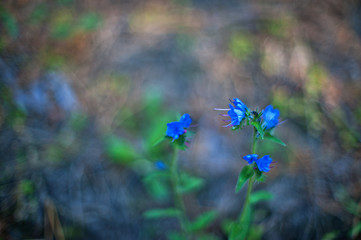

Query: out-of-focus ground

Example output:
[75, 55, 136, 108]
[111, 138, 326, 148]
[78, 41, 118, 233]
[1, 0, 361, 239]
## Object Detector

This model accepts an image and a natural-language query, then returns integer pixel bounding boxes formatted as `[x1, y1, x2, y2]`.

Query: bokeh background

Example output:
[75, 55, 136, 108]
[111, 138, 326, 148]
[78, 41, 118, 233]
[1, 0, 361, 239]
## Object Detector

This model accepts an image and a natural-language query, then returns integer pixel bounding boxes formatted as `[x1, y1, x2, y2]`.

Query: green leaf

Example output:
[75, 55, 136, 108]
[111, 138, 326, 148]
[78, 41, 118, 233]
[229, 224, 243, 240]
[235, 165, 254, 193]
[248, 225, 264, 240]
[188, 210, 218, 232]
[143, 208, 181, 219]
[251, 121, 264, 139]
[179, 173, 205, 194]
[143, 171, 170, 201]
[264, 132, 286, 146]
[150, 136, 165, 148]
[143, 171, 170, 182]
[351, 222, 361, 238]
[221, 219, 236, 235]
[322, 230, 339, 240]
[250, 191, 273, 204]
[104, 135, 137, 165]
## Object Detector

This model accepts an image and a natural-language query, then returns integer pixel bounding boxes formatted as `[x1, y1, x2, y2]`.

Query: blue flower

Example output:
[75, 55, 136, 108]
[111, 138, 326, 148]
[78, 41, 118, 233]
[227, 104, 246, 127]
[255, 155, 273, 172]
[166, 113, 192, 140]
[243, 154, 273, 172]
[243, 154, 258, 164]
[179, 113, 192, 128]
[232, 98, 249, 113]
[262, 105, 280, 129]
[215, 98, 249, 127]
[155, 161, 167, 170]
[166, 122, 186, 140]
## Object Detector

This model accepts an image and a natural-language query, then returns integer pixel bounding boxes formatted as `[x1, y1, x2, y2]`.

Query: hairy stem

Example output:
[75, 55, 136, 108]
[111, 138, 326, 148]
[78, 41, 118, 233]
[170, 147, 189, 236]
[238, 128, 258, 239]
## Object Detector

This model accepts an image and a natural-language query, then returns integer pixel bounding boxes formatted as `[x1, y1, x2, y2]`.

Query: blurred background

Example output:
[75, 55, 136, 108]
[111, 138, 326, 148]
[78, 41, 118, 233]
[1, 0, 361, 239]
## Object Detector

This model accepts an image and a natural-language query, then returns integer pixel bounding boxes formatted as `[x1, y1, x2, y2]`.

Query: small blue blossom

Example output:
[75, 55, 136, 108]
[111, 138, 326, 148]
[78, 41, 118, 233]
[262, 105, 280, 130]
[243, 154, 258, 164]
[179, 113, 192, 128]
[155, 161, 167, 170]
[166, 122, 186, 140]
[227, 104, 245, 127]
[215, 98, 249, 127]
[232, 98, 249, 113]
[166, 113, 192, 140]
[255, 155, 273, 172]
[243, 154, 273, 172]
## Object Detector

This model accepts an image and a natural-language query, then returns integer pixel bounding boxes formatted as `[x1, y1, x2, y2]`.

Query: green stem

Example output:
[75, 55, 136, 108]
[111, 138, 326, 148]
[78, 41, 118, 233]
[252, 127, 258, 154]
[170, 147, 189, 235]
[238, 128, 258, 238]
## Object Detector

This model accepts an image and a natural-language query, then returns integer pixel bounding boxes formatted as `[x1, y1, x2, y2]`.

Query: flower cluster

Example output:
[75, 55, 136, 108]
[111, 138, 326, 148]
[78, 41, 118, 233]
[216, 98, 283, 174]
[243, 154, 273, 172]
[166, 113, 192, 141]
[216, 98, 280, 131]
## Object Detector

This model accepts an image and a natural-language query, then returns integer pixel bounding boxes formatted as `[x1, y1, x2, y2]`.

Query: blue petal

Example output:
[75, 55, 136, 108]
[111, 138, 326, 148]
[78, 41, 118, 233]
[256, 155, 273, 172]
[232, 98, 249, 112]
[179, 113, 192, 128]
[262, 105, 280, 129]
[155, 161, 167, 170]
[166, 122, 185, 140]
[243, 154, 258, 164]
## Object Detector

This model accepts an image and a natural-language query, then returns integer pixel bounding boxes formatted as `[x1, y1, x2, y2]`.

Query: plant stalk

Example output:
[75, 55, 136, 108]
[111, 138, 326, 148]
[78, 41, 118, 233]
[238, 128, 258, 238]
[170, 147, 189, 235]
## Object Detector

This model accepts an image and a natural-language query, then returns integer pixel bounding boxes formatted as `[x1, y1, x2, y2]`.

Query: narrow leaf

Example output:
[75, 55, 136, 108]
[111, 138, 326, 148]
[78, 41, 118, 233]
[351, 223, 361, 238]
[235, 165, 254, 193]
[251, 121, 264, 139]
[188, 210, 218, 232]
[179, 173, 204, 194]
[264, 132, 286, 146]
[250, 190, 273, 204]
[143, 208, 181, 219]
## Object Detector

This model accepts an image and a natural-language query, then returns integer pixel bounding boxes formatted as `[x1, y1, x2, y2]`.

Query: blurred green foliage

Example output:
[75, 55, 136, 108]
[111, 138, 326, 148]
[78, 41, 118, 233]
[188, 210, 217, 232]
[321, 231, 339, 240]
[249, 191, 273, 205]
[0, 85, 26, 127]
[30, 3, 49, 24]
[143, 171, 170, 201]
[77, 13, 102, 32]
[51, 10, 74, 39]
[0, 5, 18, 39]
[176, 33, 195, 52]
[19, 180, 35, 196]
[265, 17, 292, 38]
[50, 9, 101, 39]
[179, 172, 204, 194]
[70, 112, 89, 131]
[57, 0, 74, 6]
[104, 135, 137, 165]
[229, 33, 254, 60]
